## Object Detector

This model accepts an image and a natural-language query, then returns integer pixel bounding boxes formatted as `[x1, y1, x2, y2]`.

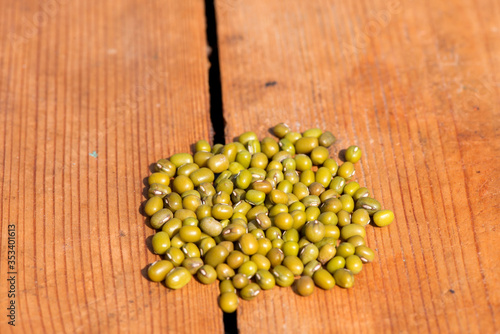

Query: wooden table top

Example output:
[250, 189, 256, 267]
[0, 0, 498, 333]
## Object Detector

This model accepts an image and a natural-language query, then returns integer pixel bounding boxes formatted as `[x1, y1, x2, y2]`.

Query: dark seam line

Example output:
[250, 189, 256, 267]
[204, 1, 237, 333]
[205, 0, 226, 146]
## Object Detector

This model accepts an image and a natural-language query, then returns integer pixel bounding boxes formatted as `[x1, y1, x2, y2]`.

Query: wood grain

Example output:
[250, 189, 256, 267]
[215, 0, 500, 332]
[0, 0, 223, 333]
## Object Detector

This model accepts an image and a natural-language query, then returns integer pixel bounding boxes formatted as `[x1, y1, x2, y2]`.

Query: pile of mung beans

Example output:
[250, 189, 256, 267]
[144, 123, 394, 313]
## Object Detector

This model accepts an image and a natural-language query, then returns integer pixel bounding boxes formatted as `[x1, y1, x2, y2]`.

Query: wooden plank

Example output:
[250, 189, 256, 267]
[0, 0, 223, 333]
[215, 0, 499, 332]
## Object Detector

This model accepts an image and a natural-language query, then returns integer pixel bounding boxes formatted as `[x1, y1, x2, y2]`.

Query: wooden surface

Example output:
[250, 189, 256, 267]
[0, 0, 223, 333]
[216, 0, 499, 333]
[0, 0, 498, 333]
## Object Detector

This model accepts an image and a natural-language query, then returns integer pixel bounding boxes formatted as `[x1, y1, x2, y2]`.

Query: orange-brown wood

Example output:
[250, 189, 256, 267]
[1, 0, 499, 333]
[0, 0, 223, 333]
[216, 0, 499, 332]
